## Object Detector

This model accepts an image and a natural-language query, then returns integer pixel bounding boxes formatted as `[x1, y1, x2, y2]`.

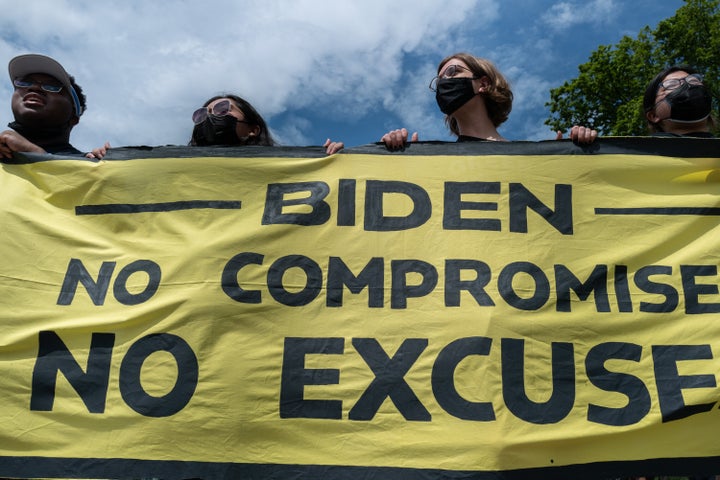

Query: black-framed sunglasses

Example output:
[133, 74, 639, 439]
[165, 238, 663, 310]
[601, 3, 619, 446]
[192, 99, 252, 125]
[13, 78, 64, 94]
[429, 64, 480, 91]
[659, 73, 704, 91]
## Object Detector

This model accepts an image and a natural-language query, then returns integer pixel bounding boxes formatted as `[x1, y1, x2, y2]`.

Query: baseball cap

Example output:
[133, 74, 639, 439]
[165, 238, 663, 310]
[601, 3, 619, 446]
[8, 54, 83, 117]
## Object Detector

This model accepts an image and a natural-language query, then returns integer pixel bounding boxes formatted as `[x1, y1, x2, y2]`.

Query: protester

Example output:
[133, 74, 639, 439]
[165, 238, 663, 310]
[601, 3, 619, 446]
[190, 94, 344, 154]
[643, 65, 716, 137]
[190, 94, 275, 147]
[0, 54, 87, 158]
[90, 93, 344, 158]
[381, 53, 513, 150]
[559, 65, 716, 143]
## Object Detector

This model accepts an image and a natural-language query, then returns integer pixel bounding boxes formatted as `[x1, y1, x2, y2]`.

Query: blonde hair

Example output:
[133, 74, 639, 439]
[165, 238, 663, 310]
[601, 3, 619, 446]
[438, 53, 513, 135]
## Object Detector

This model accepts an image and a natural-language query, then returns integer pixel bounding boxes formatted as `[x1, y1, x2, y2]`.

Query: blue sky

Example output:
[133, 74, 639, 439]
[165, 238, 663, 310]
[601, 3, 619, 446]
[0, 0, 685, 151]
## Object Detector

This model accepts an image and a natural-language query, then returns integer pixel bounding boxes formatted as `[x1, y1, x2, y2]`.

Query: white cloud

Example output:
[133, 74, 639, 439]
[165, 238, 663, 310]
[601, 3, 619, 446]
[378, 59, 450, 142]
[0, 0, 493, 150]
[495, 69, 557, 141]
[541, 0, 617, 32]
[0, 0, 681, 149]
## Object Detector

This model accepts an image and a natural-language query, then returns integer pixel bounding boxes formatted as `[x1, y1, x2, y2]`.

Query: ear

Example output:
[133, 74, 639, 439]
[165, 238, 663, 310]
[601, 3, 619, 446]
[477, 76, 491, 93]
[69, 116, 80, 127]
[249, 125, 261, 137]
[645, 110, 661, 124]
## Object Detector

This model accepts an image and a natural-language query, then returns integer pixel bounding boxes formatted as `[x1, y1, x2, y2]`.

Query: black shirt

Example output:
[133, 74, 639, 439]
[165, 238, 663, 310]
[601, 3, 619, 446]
[7, 122, 85, 156]
[42, 142, 84, 156]
[457, 135, 490, 142]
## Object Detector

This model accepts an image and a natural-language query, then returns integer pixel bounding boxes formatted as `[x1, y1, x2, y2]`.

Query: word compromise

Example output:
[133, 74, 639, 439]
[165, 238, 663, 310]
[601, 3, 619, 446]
[58, 257, 720, 314]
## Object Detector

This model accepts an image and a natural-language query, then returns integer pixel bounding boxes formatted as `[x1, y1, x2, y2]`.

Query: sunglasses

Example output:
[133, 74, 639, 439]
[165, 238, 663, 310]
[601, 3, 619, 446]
[192, 99, 252, 125]
[659, 73, 704, 91]
[429, 64, 481, 91]
[13, 78, 64, 93]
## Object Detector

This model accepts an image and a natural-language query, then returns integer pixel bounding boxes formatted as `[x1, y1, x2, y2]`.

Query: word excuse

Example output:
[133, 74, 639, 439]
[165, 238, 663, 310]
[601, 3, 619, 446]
[281, 336, 718, 426]
[29, 332, 718, 426]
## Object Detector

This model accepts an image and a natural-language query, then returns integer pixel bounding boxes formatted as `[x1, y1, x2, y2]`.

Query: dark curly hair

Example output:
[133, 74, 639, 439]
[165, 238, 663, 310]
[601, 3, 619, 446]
[68, 74, 86, 117]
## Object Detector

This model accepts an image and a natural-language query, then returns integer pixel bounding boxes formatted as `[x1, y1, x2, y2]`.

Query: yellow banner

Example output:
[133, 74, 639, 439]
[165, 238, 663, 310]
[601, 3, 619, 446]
[1, 139, 720, 479]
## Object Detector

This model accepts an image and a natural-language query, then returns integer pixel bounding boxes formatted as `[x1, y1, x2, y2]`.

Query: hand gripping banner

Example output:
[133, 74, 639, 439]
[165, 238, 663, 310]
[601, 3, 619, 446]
[0, 138, 719, 479]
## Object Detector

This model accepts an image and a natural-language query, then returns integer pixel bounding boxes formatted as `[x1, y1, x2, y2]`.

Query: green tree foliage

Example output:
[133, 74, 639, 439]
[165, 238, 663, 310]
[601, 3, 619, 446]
[545, 0, 720, 136]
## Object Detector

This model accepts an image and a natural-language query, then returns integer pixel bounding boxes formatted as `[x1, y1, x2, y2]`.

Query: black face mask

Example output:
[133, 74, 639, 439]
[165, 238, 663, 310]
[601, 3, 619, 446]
[192, 114, 242, 146]
[435, 77, 477, 115]
[662, 83, 713, 123]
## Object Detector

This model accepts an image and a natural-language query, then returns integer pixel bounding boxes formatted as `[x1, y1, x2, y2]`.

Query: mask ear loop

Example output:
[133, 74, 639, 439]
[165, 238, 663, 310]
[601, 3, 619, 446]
[646, 82, 686, 130]
[659, 82, 713, 124]
[68, 85, 82, 117]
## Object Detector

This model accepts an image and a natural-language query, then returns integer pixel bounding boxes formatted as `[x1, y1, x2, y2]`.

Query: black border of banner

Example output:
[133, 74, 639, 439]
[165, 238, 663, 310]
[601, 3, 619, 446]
[1, 456, 719, 480]
[1, 136, 719, 163]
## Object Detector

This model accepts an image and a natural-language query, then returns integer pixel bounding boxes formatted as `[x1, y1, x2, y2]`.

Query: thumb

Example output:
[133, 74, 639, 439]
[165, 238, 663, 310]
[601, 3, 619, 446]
[411, 132, 419, 142]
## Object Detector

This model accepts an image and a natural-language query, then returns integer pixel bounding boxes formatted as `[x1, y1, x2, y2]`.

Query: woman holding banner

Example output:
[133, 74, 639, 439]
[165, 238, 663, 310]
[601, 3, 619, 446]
[560, 65, 716, 143]
[380, 53, 514, 150]
[189, 94, 276, 146]
[642, 65, 716, 138]
[190, 93, 344, 153]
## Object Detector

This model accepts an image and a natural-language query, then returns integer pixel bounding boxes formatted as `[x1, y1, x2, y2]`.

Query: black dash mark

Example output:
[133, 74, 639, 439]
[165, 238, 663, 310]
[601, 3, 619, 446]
[76, 200, 242, 215]
[595, 207, 720, 216]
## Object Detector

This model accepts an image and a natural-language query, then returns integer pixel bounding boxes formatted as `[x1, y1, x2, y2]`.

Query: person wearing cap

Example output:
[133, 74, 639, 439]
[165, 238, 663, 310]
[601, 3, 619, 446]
[0, 53, 87, 158]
